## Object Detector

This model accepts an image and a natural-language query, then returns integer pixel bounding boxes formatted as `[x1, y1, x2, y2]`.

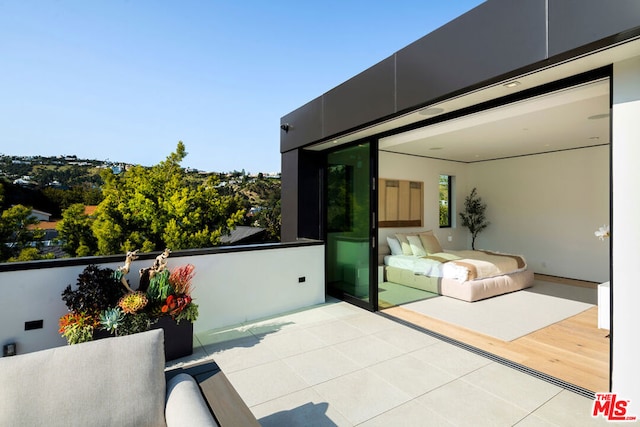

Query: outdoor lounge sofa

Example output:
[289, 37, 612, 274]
[0, 329, 258, 427]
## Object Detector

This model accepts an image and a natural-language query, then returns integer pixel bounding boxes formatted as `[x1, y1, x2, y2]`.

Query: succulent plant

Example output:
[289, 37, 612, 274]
[60, 258, 199, 350]
[118, 291, 148, 314]
[161, 294, 198, 324]
[99, 307, 125, 334]
[146, 269, 172, 302]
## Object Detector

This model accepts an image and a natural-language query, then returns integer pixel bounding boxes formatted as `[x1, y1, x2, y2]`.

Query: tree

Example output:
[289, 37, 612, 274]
[91, 142, 245, 255]
[0, 204, 46, 262]
[459, 187, 490, 250]
[252, 198, 281, 241]
[237, 175, 281, 242]
[8, 247, 54, 262]
[42, 186, 103, 212]
[56, 203, 98, 256]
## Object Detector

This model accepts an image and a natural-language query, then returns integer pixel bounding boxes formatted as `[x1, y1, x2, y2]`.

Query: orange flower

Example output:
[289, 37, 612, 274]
[58, 312, 99, 333]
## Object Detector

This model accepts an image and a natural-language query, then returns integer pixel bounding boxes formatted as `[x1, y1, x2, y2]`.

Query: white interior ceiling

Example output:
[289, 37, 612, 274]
[379, 79, 610, 163]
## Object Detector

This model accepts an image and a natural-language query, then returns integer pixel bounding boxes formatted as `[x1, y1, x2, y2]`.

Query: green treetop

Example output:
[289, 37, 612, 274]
[0, 204, 47, 262]
[90, 141, 245, 255]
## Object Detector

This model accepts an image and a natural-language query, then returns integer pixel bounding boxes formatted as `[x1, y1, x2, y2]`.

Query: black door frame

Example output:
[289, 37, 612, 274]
[322, 138, 379, 312]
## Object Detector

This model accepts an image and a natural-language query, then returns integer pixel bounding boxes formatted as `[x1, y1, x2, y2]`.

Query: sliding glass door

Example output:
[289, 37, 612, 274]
[326, 142, 376, 309]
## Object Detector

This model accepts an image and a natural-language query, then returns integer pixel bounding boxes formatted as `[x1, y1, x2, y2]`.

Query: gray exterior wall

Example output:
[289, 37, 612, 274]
[396, 0, 547, 112]
[280, 0, 640, 241]
[548, 0, 640, 57]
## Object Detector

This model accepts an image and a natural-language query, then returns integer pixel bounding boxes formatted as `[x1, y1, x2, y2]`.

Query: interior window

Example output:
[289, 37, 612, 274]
[439, 175, 452, 227]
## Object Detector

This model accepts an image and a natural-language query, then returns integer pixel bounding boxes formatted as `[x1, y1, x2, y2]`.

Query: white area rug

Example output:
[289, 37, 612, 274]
[402, 280, 595, 341]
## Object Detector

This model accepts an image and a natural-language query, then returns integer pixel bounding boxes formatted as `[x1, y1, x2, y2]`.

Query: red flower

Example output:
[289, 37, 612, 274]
[161, 294, 192, 318]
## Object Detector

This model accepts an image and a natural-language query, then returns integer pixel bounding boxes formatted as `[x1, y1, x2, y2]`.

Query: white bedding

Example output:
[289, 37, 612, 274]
[383, 254, 444, 277]
[384, 250, 526, 283]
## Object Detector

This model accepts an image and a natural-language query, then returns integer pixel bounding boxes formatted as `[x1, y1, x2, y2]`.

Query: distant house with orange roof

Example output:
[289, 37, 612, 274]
[26, 206, 99, 249]
[84, 205, 97, 216]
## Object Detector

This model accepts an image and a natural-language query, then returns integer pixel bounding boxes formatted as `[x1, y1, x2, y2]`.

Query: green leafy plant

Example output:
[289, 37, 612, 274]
[59, 312, 98, 344]
[61, 265, 124, 316]
[175, 302, 199, 324]
[459, 187, 490, 250]
[117, 312, 151, 336]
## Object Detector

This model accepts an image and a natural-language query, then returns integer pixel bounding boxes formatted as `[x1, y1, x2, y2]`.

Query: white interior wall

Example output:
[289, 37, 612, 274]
[612, 55, 640, 410]
[469, 146, 610, 282]
[378, 151, 469, 256]
[379, 145, 609, 283]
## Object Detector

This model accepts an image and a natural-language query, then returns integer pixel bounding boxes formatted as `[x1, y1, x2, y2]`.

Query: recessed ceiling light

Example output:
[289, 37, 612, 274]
[588, 113, 610, 120]
[589, 136, 600, 140]
[429, 147, 443, 151]
[418, 107, 445, 116]
[503, 81, 521, 88]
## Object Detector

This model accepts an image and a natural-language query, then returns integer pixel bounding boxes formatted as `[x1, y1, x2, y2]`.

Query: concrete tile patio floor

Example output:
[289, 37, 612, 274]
[167, 297, 611, 426]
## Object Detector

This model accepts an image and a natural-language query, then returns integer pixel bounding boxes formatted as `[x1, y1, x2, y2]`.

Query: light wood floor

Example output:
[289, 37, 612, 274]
[382, 278, 610, 393]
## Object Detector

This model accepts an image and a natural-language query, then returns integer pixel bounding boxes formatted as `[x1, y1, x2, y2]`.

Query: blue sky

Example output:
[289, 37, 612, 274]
[0, 1, 484, 173]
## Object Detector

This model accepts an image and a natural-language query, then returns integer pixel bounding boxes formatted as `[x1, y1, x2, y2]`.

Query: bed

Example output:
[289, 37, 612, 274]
[381, 231, 534, 302]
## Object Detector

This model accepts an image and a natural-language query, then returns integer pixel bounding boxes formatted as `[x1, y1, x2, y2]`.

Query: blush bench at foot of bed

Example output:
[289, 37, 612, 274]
[384, 265, 534, 302]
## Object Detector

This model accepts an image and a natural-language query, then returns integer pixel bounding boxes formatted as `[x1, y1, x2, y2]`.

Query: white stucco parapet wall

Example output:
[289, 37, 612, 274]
[0, 243, 325, 355]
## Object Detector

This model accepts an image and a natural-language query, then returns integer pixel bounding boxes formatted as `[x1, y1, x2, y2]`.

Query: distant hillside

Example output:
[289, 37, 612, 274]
[1, 154, 281, 245]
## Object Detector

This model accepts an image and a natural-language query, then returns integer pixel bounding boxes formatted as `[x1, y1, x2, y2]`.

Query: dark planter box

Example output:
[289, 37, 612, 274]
[93, 317, 193, 362]
[151, 316, 194, 361]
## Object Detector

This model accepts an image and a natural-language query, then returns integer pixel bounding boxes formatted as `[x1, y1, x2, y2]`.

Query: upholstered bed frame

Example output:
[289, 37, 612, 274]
[378, 240, 534, 302]
[384, 265, 534, 302]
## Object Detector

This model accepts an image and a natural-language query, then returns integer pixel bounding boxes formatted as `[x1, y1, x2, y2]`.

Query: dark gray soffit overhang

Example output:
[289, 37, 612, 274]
[280, 0, 640, 152]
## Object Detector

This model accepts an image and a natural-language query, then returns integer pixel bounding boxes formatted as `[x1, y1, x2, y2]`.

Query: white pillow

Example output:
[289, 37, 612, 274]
[406, 235, 427, 257]
[386, 236, 403, 256]
[419, 232, 443, 254]
[395, 233, 415, 255]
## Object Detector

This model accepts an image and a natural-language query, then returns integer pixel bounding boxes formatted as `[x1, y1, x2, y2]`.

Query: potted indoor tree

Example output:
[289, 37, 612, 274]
[459, 187, 490, 250]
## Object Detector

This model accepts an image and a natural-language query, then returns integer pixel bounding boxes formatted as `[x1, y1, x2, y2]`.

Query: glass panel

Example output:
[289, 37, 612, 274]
[326, 143, 371, 303]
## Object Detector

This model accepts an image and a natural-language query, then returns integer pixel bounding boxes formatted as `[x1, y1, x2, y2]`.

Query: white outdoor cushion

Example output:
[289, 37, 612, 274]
[0, 329, 166, 427]
[166, 373, 218, 427]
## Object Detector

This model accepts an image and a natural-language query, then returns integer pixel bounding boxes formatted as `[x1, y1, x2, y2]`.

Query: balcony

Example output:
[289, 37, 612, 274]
[0, 242, 607, 425]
